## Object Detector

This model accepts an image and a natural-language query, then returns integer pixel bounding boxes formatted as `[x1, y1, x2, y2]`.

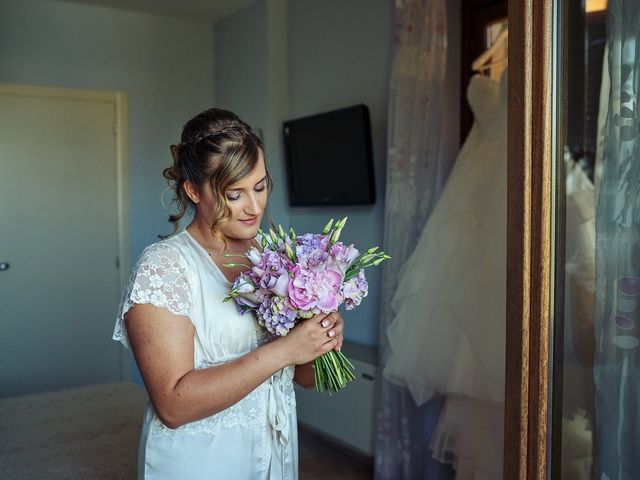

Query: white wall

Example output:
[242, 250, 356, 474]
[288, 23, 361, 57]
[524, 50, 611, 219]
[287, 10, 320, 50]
[0, 0, 216, 264]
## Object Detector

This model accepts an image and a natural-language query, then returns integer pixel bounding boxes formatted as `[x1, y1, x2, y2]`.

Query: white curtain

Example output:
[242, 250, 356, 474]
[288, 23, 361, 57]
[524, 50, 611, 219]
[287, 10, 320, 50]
[374, 0, 452, 477]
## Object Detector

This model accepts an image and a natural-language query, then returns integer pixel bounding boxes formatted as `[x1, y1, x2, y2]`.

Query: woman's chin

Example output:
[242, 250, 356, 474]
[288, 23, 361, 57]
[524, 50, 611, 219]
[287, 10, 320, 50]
[225, 226, 260, 241]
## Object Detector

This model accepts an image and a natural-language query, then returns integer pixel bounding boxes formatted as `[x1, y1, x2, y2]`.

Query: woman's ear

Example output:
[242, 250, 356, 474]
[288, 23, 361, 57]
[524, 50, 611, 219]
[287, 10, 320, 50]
[183, 180, 200, 204]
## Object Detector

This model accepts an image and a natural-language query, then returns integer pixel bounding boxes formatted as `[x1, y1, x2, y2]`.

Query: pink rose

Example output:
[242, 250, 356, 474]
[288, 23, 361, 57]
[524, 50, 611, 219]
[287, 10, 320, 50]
[288, 266, 318, 311]
[316, 269, 343, 312]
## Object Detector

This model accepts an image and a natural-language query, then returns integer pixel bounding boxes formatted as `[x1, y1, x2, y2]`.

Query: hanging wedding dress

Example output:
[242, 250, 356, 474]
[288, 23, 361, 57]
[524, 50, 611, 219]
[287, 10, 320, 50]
[383, 69, 507, 479]
[561, 155, 596, 480]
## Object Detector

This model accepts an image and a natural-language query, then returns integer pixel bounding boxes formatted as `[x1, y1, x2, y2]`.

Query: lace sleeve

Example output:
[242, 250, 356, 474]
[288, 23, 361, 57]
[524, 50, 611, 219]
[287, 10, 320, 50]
[113, 243, 192, 349]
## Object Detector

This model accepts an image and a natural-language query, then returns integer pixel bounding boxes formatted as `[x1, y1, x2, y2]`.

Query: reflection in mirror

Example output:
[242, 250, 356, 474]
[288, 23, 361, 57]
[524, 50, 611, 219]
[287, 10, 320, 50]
[556, 0, 607, 478]
[481, 19, 508, 81]
[556, 0, 640, 478]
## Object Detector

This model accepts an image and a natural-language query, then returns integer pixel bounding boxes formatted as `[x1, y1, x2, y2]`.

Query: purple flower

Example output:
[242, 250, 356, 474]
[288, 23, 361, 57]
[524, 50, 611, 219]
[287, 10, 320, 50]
[330, 242, 360, 271]
[253, 250, 293, 277]
[296, 233, 330, 258]
[315, 268, 343, 312]
[258, 273, 289, 296]
[288, 266, 318, 311]
[258, 296, 298, 336]
[297, 247, 329, 273]
[231, 273, 262, 313]
[342, 270, 368, 310]
[249, 250, 294, 297]
[236, 295, 259, 312]
[288, 265, 344, 314]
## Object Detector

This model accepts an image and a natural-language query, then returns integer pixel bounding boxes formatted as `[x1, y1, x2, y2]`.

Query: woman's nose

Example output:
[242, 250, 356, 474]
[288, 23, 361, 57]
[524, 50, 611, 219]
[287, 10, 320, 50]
[244, 193, 261, 215]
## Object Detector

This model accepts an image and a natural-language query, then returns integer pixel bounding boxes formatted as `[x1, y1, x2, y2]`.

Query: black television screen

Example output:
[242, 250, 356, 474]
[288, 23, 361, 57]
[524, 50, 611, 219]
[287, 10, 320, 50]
[283, 104, 375, 206]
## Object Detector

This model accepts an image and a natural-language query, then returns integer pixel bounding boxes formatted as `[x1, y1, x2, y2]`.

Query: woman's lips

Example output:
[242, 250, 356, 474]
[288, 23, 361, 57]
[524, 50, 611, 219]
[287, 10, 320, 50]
[240, 217, 258, 226]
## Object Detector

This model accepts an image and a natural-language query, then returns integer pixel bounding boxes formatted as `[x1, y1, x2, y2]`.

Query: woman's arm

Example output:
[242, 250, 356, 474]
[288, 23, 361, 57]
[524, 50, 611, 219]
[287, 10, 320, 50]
[125, 304, 340, 429]
[293, 362, 315, 389]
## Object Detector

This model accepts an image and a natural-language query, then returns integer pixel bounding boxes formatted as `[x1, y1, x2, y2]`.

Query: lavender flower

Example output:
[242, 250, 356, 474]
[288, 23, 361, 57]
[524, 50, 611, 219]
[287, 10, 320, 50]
[330, 242, 360, 268]
[257, 296, 298, 336]
[341, 270, 368, 310]
[296, 233, 330, 258]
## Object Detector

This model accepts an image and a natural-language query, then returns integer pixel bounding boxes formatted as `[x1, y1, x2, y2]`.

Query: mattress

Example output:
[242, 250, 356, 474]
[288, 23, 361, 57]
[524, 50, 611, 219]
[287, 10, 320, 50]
[0, 382, 147, 479]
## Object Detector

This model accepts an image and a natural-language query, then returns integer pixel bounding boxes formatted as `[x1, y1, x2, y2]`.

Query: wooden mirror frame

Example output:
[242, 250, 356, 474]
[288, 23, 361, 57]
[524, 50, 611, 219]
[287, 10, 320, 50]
[504, 0, 555, 478]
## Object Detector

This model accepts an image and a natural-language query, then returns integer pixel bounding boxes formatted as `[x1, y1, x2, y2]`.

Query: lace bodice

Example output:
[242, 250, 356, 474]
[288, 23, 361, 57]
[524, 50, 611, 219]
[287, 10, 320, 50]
[113, 244, 192, 349]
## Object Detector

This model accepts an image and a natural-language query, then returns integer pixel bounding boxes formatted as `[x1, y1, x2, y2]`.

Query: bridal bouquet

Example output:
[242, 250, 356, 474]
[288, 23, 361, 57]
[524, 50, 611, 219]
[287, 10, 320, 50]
[223, 218, 389, 394]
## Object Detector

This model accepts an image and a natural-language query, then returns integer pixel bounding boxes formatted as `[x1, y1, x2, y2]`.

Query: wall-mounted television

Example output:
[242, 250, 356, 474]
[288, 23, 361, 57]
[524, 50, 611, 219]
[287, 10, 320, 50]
[283, 104, 375, 206]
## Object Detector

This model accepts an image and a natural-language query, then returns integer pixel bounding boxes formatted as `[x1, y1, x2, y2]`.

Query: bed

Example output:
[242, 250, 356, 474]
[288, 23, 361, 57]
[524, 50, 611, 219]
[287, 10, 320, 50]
[0, 382, 147, 479]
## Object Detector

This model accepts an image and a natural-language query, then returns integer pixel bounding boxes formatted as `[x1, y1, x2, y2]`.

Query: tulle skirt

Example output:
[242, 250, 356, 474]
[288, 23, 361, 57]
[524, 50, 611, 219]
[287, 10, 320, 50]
[382, 99, 507, 477]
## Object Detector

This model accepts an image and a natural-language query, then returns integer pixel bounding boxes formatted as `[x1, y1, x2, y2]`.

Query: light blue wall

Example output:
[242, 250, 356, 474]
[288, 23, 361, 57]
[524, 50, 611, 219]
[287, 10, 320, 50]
[214, 0, 268, 132]
[215, 0, 290, 231]
[0, 0, 216, 264]
[287, 0, 392, 346]
[215, 0, 392, 346]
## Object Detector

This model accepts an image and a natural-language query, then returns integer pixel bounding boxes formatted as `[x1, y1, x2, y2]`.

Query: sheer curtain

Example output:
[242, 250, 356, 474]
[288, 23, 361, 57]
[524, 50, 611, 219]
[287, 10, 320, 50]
[374, 0, 452, 477]
[594, 1, 640, 478]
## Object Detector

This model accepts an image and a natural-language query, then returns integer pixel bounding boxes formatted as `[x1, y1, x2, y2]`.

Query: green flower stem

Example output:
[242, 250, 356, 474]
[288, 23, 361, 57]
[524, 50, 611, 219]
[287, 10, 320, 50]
[313, 351, 356, 394]
[328, 352, 344, 385]
[322, 356, 339, 391]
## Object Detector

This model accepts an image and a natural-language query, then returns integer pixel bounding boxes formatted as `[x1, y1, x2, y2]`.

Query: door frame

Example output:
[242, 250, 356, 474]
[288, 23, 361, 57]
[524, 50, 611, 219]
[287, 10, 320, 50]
[504, 0, 555, 478]
[0, 83, 132, 382]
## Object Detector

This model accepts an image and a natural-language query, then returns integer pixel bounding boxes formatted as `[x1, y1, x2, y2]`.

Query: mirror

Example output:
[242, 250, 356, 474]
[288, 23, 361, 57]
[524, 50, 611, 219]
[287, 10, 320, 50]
[551, 0, 640, 478]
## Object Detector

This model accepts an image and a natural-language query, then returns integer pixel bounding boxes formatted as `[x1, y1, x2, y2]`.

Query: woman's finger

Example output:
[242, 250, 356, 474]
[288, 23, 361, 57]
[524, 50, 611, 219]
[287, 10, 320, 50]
[318, 313, 332, 328]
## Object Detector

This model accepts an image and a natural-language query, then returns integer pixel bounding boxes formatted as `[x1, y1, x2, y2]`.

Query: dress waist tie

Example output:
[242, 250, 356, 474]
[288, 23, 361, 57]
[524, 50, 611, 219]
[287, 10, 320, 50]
[267, 368, 291, 479]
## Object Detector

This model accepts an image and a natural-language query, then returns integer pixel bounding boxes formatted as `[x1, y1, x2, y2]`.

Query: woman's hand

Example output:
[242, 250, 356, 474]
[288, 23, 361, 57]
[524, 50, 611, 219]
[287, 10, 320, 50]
[279, 311, 345, 365]
[332, 312, 345, 353]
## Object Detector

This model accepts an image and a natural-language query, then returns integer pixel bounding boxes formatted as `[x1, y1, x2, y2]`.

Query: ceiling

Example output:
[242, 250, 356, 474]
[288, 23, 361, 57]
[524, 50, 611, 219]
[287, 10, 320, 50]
[58, 0, 256, 23]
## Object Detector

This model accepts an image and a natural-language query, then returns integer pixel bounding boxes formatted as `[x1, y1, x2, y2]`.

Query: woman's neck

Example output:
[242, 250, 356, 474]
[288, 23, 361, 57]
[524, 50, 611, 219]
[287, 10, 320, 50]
[186, 219, 252, 257]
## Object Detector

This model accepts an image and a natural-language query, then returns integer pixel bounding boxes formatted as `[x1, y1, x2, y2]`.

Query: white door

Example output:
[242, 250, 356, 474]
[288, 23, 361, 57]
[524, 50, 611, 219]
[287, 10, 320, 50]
[0, 86, 125, 397]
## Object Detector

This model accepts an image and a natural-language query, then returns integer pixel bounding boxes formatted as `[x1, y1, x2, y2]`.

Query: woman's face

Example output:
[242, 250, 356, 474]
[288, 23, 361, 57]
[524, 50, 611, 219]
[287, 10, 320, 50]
[197, 151, 269, 243]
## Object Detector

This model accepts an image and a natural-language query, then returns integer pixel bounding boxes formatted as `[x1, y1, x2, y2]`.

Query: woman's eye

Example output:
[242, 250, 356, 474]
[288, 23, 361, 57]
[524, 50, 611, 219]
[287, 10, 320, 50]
[255, 185, 266, 192]
[226, 194, 240, 201]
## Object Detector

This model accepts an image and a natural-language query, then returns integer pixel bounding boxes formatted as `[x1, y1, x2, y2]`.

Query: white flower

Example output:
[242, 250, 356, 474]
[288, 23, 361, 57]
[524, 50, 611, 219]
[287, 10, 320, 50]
[247, 247, 262, 265]
[236, 278, 256, 294]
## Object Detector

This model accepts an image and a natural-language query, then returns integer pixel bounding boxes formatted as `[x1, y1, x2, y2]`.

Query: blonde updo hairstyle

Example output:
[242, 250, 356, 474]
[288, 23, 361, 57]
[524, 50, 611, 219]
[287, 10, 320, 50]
[161, 108, 271, 240]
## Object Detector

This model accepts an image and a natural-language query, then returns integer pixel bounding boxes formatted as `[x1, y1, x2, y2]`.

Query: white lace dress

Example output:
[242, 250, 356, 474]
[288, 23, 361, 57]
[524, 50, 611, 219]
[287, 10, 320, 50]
[113, 230, 298, 480]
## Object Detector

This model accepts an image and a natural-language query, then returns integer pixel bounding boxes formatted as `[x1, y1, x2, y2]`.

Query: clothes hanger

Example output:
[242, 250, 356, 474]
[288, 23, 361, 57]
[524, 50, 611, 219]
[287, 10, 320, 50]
[475, 56, 508, 74]
[472, 29, 508, 73]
